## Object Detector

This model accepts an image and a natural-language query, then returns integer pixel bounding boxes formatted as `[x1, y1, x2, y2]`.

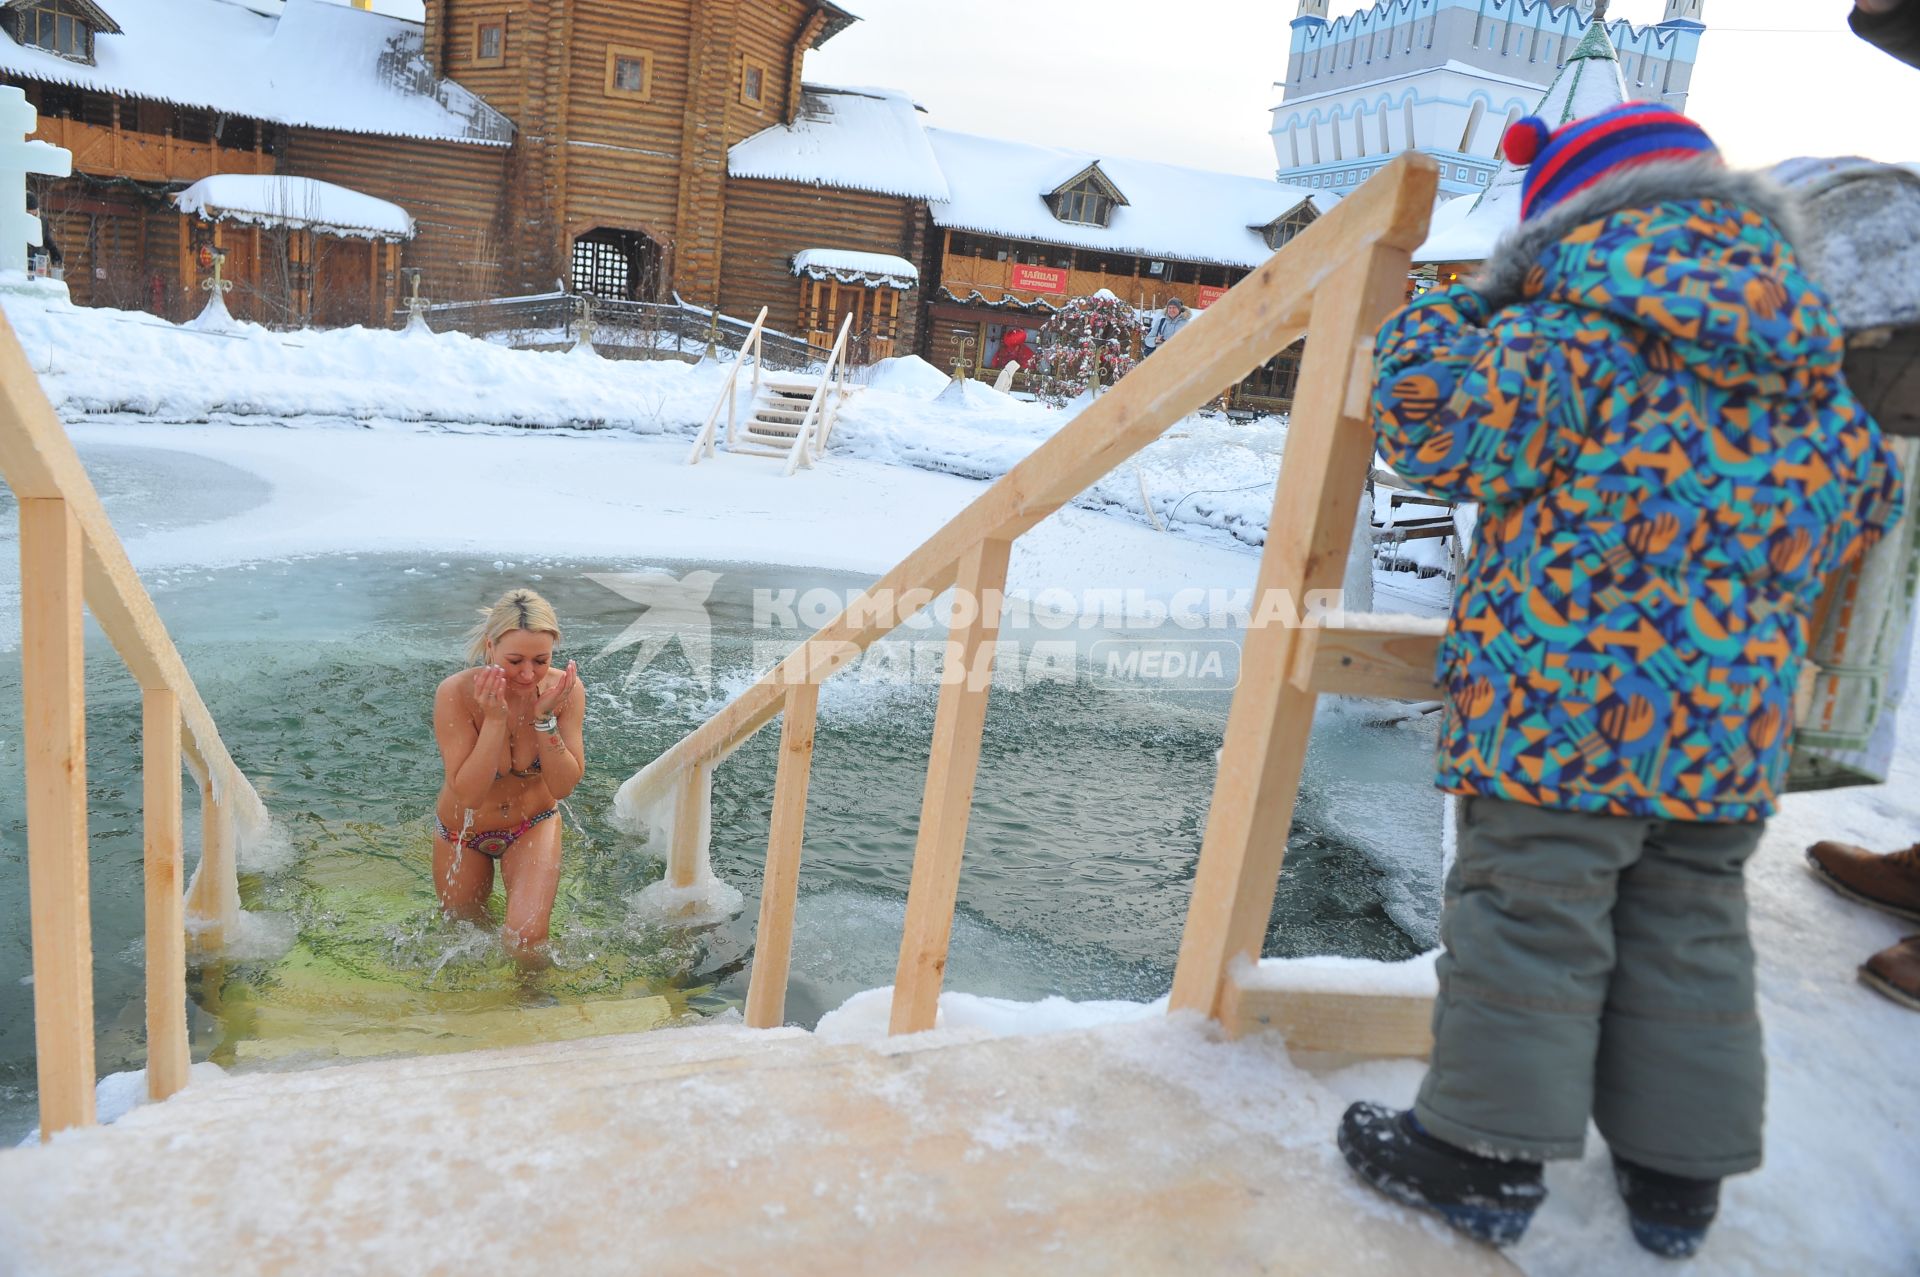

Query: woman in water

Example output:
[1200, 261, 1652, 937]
[433, 588, 585, 963]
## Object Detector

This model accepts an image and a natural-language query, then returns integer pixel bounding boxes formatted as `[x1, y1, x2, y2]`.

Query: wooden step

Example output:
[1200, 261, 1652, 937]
[163, 1027, 830, 1132]
[0, 1019, 1520, 1276]
[759, 376, 826, 395]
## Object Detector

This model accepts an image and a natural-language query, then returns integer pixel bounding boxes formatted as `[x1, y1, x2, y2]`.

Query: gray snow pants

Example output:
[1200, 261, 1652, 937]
[1414, 795, 1767, 1179]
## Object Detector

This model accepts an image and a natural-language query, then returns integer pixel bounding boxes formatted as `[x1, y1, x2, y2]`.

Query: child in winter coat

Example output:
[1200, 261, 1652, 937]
[1339, 103, 1905, 1258]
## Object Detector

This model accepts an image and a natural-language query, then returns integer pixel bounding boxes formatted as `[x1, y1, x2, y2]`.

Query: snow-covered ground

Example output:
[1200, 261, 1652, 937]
[5, 283, 1289, 552]
[2, 286, 1914, 1275]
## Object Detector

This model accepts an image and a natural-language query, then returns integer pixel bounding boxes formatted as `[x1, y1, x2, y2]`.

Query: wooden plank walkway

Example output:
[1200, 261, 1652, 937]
[0, 1020, 1519, 1276]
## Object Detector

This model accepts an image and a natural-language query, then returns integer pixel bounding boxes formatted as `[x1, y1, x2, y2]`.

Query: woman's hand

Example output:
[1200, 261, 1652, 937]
[534, 661, 578, 719]
[473, 666, 510, 723]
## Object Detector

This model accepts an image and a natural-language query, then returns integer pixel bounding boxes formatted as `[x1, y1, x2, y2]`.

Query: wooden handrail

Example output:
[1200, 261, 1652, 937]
[0, 307, 270, 1137]
[616, 154, 1440, 1036]
[688, 305, 769, 465]
[782, 311, 855, 476]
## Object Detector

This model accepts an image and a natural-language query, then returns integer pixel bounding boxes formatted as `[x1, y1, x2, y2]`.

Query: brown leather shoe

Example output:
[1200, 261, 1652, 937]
[1805, 841, 1920, 923]
[1861, 935, 1920, 1011]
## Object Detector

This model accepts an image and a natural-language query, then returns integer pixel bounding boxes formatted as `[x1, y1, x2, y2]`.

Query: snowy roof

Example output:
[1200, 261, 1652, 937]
[728, 85, 949, 202]
[927, 129, 1337, 268]
[176, 174, 415, 240]
[791, 248, 918, 288]
[0, 0, 513, 147]
[1414, 18, 1629, 265]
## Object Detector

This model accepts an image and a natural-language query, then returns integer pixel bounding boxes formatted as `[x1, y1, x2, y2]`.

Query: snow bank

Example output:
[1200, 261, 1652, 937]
[4, 287, 1296, 551]
[814, 986, 1166, 1044]
[862, 354, 950, 396]
[5, 287, 718, 431]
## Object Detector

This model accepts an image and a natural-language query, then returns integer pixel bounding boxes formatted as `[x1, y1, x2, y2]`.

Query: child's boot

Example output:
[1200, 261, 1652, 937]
[1337, 1102, 1546, 1246]
[1613, 1155, 1721, 1259]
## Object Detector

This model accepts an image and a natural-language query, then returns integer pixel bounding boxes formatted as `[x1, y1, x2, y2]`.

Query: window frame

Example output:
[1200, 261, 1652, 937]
[473, 20, 505, 68]
[604, 45, 653, 99]
[739, 57, 770, 108]
[1049, 178, 1117, 228]
[1263, 205, 1316, 252]
[21, 3, 95, 63]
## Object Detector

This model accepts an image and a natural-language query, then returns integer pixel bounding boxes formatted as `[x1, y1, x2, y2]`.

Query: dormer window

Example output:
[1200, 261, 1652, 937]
[3, 0, 121, 66]
[1255, 199, 1319, 252]
[1045, 164, 1128, 229]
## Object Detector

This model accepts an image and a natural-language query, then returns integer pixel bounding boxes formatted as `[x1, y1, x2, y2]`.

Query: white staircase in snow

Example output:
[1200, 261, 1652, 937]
[689, 307, 859, 476]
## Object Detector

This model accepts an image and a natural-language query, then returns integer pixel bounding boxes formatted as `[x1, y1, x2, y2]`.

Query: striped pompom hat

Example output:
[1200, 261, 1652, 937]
[1502, 102, 1721, 223]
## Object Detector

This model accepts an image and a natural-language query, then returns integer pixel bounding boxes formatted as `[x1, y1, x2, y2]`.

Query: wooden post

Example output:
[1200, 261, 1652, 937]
[744, 678, 821, 1029]
[889, 537, 1013, 1035]
[142, 689, 189, 1102]
[382, 242, 399, 327]
[19, 498, 96, 1137]
[1168, 243, 1416, 1020]
[184, 777, 238, 950]
[177, 216, 193, 320]
[669, 761, 709, 890]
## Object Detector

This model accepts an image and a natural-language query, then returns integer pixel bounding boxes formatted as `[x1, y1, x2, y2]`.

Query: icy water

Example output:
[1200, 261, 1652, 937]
[0, 468, 1444, 1143]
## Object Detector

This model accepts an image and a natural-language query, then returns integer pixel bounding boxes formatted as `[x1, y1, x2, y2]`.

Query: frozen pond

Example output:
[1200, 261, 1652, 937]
[0, 445, 1444, 1142]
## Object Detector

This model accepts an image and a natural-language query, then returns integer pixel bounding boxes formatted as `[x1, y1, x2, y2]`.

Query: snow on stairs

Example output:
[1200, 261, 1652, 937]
[0, 1021, 1520, 1276]
[732, 374, 842, 457]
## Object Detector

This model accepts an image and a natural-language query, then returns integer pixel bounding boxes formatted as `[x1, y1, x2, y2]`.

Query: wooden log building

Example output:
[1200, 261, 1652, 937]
[2, 0, 1334, 407]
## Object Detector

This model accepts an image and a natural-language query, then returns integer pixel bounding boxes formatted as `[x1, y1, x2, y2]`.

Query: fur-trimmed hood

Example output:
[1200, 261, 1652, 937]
[1471, 159, 1838, 390]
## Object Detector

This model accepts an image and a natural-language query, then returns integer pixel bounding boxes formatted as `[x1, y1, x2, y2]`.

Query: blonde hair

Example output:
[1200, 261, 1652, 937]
[465, 588, 562, 664]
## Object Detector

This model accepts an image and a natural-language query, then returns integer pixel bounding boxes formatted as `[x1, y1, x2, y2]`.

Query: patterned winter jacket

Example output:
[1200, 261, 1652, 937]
[1374, 161, 1905, 822]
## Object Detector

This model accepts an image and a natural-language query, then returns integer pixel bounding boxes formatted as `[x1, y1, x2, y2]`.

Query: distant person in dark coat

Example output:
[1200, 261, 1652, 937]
[25, 191, 60, 273]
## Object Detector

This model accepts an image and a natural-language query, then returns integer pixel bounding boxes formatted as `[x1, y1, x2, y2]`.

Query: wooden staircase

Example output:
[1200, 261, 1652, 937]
[689, 307, 858, 475]
[725, 371, 857, 462]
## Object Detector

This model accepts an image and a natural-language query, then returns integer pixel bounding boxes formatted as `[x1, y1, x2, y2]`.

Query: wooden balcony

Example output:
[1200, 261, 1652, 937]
[29, 116, 273, 185]
[937, 253, 1232, 313]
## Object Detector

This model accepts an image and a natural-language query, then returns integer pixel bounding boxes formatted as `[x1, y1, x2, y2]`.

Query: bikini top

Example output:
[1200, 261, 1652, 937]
[495, 753, 542, 782]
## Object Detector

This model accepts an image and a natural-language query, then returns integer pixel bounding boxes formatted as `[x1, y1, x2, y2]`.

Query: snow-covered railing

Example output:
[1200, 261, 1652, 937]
[0, 307, 270, 1141]
[688, 305, 770, 464]
[616, 154, 1444, 1047]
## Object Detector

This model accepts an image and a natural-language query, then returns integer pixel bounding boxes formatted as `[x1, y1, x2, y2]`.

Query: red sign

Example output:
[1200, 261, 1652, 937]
[1196, 285, 1228, 309]
[1010, 264, 1069, 295]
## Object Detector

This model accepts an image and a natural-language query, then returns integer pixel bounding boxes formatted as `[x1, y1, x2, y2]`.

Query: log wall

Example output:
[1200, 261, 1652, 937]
[719, 179, 927, 353]
[429, 0, 826, 301]
[278, 129, 510, 307]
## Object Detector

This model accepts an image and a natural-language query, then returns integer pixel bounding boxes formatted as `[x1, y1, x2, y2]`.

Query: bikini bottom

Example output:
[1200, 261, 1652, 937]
[437, 807, 558, 859]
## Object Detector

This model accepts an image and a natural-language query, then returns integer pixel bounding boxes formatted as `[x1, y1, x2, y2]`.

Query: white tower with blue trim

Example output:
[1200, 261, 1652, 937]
[1271, 0, 1706, 199]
